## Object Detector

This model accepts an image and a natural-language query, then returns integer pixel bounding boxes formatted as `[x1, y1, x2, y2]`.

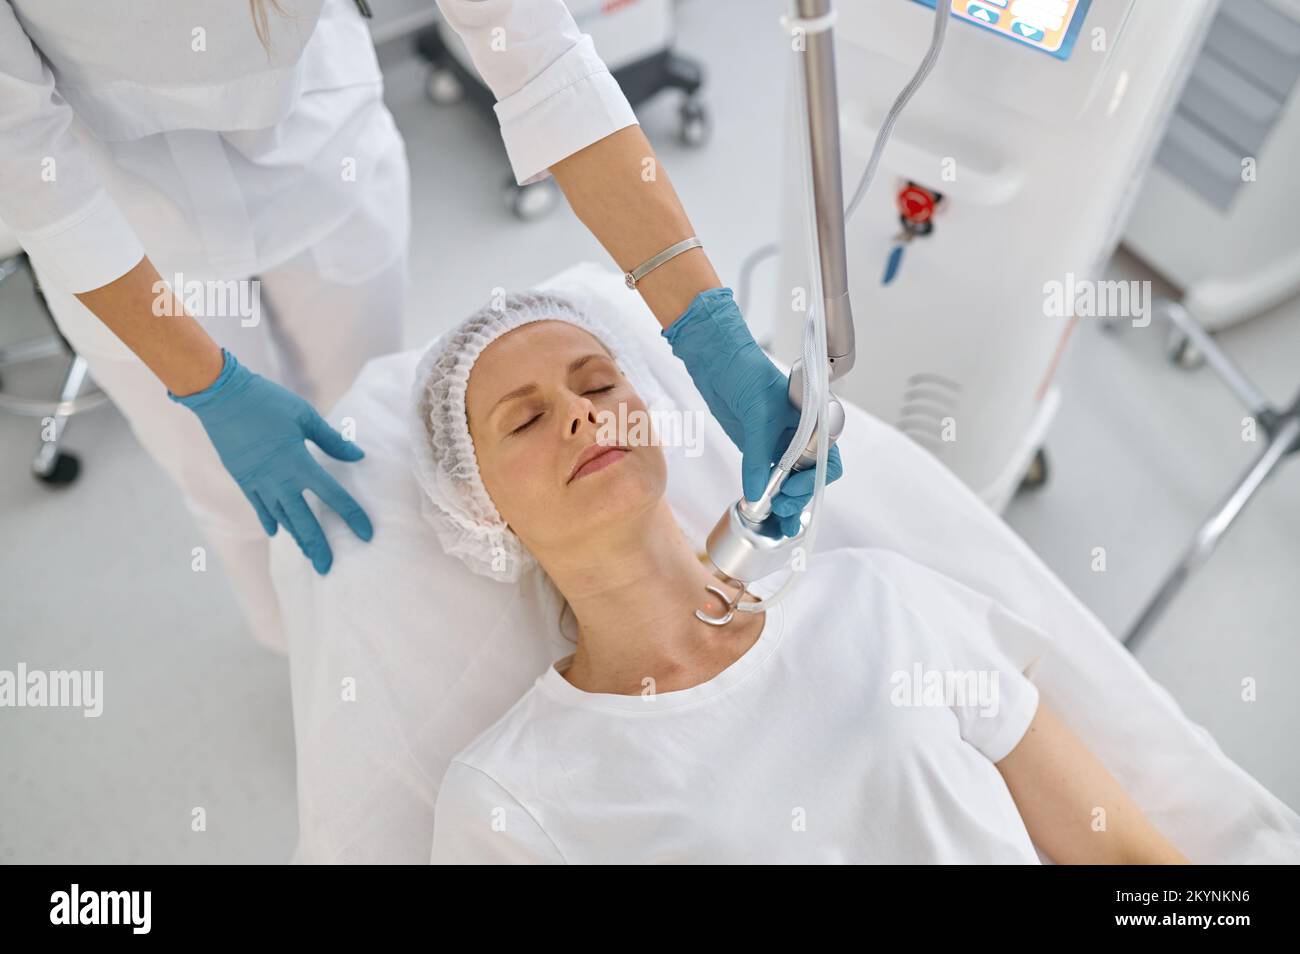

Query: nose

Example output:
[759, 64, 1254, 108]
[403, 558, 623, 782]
[566, 391, 600, 437]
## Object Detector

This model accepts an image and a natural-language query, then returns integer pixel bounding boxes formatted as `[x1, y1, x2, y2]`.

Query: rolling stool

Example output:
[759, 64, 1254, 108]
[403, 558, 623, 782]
[0, 222, 108, 485]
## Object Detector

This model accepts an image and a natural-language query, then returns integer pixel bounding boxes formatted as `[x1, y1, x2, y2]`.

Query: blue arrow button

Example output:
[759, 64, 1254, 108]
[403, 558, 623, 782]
[966, 2, 1000, 24]
[1012, 19, 1046, 41]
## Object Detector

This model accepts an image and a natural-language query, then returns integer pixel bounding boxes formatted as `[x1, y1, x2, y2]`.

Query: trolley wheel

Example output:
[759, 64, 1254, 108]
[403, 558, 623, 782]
[426, 67, 464, 105]
[678, 97, 711, 148]
[1018, 447, 1049, 493]
[505, 178, 558, 221]
[1165, 326, 1206, 370]
[34, 451, 80, 486]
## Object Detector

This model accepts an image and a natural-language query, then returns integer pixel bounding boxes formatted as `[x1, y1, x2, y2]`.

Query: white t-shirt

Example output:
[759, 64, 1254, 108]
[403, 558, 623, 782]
[430, 547, 1052, 864]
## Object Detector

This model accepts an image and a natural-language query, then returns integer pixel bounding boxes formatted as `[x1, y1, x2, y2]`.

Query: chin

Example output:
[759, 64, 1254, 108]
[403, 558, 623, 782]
[563, 449, 665, 530]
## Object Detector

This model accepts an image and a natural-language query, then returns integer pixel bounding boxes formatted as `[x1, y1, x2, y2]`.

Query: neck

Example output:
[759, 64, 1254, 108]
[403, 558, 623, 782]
[535, 499, 763, 694]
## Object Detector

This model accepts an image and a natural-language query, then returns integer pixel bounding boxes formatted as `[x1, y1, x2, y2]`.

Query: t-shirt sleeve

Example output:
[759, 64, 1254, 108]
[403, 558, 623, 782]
[869, 550, 1053, 764]
[430, 760, 565, 864]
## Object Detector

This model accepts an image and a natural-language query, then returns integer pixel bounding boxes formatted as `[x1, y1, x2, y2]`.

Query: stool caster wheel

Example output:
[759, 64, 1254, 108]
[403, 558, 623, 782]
[1166, 327, 1206, 370]
[426, 67, 463, 105]
[1017, 447, 1048, 493]
[505, 177, 558, 221]
[34, 451, 80, 486]
[678, 97, 710, 148]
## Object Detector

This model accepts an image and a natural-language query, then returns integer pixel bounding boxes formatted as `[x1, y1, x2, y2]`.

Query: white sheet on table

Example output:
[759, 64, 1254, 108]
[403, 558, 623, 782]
[271, 262, 1300, 864]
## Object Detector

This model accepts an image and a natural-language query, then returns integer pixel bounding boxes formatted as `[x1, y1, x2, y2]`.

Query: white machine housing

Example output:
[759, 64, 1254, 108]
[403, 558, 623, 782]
[764, 0, 1219, 511]
[1123, 0, 1300, 332]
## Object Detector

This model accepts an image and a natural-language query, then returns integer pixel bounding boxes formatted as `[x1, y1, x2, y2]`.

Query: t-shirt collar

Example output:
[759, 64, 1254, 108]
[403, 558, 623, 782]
[539, 602, 786, 713]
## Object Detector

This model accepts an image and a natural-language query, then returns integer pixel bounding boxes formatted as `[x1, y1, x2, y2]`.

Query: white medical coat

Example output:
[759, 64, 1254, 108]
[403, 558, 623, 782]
[0, 0, 637, 294]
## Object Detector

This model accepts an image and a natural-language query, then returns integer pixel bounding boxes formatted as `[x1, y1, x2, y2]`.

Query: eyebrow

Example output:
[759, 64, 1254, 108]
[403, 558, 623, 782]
[488, 352, 612, 418]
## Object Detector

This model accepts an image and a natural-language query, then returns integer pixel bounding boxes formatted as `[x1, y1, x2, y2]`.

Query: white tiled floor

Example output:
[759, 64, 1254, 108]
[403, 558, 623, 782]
[1, 0, 1296, 862]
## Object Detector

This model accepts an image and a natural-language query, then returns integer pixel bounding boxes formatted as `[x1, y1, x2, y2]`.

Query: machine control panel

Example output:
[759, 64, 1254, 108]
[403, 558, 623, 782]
[912, 0, 1094, 60]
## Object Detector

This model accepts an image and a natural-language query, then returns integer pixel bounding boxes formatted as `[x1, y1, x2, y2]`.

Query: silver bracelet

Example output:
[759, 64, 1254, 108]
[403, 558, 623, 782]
[624, 236, 703, 290]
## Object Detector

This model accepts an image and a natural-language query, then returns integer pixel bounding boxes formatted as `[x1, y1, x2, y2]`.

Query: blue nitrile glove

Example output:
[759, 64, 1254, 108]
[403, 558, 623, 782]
[168, 348, 373, 574]
[662, 286, 844, 538]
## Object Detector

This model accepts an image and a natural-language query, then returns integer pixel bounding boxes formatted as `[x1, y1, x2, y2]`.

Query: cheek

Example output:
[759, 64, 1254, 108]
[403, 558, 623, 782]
[478, 435, 554, 530]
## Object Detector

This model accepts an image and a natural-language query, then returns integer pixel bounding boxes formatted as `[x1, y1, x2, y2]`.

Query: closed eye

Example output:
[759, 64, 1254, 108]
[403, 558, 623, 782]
[509, 385, 617, 435]
[511, 413, 541, 435]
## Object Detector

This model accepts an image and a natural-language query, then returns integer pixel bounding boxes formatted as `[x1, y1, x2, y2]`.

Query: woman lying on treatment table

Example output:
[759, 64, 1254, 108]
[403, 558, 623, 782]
[417, 292, 1188, 865]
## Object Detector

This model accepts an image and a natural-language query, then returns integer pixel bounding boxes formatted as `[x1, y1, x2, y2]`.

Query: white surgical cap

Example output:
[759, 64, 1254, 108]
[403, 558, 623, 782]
[409, 289, 668, 583]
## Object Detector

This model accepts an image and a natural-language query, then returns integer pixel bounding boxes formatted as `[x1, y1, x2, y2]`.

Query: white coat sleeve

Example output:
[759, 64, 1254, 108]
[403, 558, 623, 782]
[0, 2, 145, 293]
[433, 0, 638, 186]
[430, 760, 565, 864]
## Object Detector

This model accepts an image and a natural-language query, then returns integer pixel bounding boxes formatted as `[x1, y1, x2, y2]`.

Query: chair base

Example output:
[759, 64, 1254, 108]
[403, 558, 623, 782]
[1123, 299, 1300, 651]
[0, 253, 108, 485]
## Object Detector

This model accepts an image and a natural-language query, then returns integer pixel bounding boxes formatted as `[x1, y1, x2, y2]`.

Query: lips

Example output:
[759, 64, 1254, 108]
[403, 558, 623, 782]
[568, 443, 629, 483]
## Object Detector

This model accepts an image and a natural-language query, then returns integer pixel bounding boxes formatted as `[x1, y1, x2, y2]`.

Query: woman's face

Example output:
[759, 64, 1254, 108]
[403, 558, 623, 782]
[466, 320, 667, 559]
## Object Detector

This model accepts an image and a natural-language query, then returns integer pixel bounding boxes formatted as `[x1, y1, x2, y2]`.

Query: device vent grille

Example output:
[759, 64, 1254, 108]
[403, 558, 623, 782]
[896, 372, 961, 451]
[1155, 0, 1300, 211]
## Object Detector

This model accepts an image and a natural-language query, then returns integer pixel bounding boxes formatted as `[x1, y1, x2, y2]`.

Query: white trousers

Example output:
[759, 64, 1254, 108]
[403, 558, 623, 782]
[38, 160, 409, 655]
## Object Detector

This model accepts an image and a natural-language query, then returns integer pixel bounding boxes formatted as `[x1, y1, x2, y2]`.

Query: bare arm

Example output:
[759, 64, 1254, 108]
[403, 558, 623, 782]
[996, 699, 1189, 864]
[86, 126, 701, 391]
[548, 125, 721, 330]
[74, 255, 224, 396]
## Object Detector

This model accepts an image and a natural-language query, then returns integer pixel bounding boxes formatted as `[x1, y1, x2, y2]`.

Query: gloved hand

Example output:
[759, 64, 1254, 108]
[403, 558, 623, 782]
[168, 348, 373, 574]
[662, 286, 843, 537]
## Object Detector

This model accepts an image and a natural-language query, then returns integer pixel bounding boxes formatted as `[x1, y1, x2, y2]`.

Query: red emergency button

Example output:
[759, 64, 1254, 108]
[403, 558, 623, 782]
[897, 184, 938, 224]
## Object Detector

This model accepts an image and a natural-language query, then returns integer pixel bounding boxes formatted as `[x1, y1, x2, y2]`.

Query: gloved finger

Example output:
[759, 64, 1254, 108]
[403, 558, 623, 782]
[827, 445, 844, 482]
[281, 493, 333, 575]
[303, 409, 364, 463]
[307, 462, 373, 543]
[778, 512, 803, 538]
[740, 427, 778, 502]
[244, 488, 278, 536]
[771, 491, 812, 519]
[779, 469, 818, 500]
[272, 501, 307, 554]
[777, 446, 845, 500]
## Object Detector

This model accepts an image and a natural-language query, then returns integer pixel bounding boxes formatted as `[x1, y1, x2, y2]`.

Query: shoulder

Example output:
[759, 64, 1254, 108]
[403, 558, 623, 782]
[432, 759, 566, 864]
[806, 545, 947, 597]
[433, 681, 575, 864]
[440, 674, 587, 800]
[447, 680, 554, 774]
[819, 546, 1053, 673]
[818, 545, 977, 594]
[803, 545, 992, 641]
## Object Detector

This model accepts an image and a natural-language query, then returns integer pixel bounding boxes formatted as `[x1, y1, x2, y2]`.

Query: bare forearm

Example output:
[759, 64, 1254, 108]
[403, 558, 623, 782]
[548, 125, 721, 328]
[74, 256, 224, 396]
[997, 700, 1190, 864]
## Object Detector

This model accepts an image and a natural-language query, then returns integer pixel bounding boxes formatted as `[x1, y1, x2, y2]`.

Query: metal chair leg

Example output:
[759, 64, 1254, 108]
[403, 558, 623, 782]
[1161, 299, 1272, 414]
[1, 251, 108, 484]
[1124, 415, 1299, 650]
[32, 354, 92, 484]
[1122, 299, 1299, 651]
